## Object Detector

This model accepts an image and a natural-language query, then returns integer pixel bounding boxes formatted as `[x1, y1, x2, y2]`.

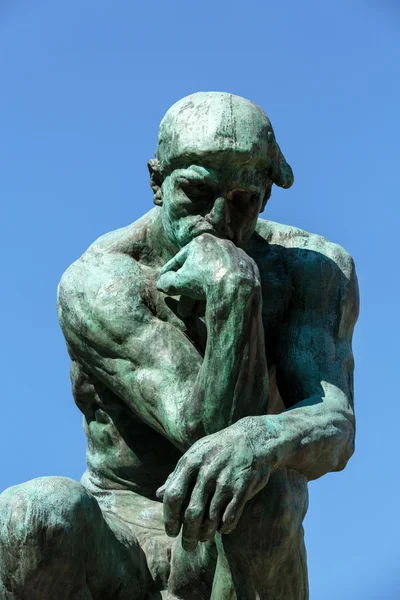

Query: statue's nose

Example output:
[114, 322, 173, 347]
[205, 196, 232, 236]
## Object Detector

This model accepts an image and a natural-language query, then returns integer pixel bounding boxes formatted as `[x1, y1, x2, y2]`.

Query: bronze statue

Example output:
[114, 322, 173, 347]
[0, 92, 359, 599]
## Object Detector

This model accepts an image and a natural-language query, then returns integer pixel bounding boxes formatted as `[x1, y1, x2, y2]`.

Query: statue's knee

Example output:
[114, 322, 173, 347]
[0, 476, 100, 553]
[263, 470, 308, 539]
[237, 470, 308, 542]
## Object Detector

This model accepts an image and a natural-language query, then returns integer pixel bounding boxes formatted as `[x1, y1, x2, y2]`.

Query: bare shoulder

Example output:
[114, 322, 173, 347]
[57, 213, 156, 340]
[255, 218, 359, 329]
[256, 218, 356, 284]
[59, 210, 155, 295]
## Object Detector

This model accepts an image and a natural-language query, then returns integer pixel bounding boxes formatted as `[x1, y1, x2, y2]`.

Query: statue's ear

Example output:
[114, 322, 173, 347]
[148, 159, 163, 206]
[268, 136, 294, 189]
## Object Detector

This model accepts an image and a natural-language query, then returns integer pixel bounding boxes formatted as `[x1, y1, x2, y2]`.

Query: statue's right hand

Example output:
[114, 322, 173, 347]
[156, 418, 271, 552]
[157, 233, 260, 301]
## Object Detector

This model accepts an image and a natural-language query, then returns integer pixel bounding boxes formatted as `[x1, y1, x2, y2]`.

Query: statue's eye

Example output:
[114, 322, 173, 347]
[180, 181, 214, 203]
[231, 190, 259, 213]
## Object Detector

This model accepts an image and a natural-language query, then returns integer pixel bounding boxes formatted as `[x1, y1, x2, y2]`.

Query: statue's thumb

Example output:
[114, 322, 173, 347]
[157, 272, 179, 296]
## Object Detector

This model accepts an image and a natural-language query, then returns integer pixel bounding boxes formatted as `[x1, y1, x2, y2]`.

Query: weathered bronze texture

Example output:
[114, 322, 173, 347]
[0, 92, 359, 599]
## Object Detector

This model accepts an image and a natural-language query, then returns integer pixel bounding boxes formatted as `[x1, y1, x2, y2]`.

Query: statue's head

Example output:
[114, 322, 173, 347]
[148, 92, 293, 249]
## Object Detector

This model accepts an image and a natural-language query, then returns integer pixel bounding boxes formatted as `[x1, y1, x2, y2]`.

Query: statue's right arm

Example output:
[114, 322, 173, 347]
[57, 245, 267, 452]
[57, 250, 203, 451]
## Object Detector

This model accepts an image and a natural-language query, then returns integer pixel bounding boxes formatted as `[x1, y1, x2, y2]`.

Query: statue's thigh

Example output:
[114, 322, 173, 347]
[220, 469, 309, 599]
[167, 534, 217, 599]
[0, 476, 150, 600]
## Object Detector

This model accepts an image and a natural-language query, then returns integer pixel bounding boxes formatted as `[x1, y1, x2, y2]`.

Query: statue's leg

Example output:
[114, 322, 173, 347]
[0, 476, 151, 600]
[83, 476, 218, 600]
[216, 469, 309, 600]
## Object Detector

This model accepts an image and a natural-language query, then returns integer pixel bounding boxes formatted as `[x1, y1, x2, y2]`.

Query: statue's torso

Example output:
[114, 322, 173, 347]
[69, 209, 343, 497]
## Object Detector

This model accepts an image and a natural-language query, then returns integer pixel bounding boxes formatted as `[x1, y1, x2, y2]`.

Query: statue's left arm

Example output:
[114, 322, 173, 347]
[160, 245, 359, 546]
[260, 247, 359, 480]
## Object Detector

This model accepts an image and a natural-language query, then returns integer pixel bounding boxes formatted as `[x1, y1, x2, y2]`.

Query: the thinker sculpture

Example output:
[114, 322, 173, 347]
[0, 92, 359, 599]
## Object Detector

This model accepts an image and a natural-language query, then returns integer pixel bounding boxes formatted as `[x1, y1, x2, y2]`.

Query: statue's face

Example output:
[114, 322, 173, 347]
[154, 93, 293, 249]
[160, 153, 269, 249]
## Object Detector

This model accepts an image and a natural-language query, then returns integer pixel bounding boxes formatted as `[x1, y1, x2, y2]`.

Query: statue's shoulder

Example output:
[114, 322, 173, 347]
[59, 212, 153, 304]
[255, 218, 355, 283]
[84, 209, 154, 260]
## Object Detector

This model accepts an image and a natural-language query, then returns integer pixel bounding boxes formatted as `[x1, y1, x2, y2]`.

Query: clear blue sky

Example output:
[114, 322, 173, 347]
[0, 1, 398, 597]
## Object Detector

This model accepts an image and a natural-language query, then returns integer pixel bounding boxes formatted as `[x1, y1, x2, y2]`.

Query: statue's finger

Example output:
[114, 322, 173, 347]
[219, 489, 248, 535]
[198, 485, 231, 542]
[156, 472, 173, 499]
[157, 272, 180, 295]
[159, 246, 188, 276]
[158, 270, 204, 300]
[181, 477, 209, 552]
[163, 468, 195, 538]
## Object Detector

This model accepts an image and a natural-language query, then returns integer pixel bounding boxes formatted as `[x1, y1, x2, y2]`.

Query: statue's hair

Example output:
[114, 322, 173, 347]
[149, 92, 294, 205]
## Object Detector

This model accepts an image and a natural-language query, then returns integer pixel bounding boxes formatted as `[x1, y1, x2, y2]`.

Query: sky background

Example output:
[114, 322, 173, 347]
[0, 1, 399, 597]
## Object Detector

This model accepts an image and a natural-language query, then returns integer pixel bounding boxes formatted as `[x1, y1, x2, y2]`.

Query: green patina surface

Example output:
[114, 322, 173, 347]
[0, 92, 359, 599]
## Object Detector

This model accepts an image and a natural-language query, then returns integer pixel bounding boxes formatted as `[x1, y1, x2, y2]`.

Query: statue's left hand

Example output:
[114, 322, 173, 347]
[156, 420, 271, 552]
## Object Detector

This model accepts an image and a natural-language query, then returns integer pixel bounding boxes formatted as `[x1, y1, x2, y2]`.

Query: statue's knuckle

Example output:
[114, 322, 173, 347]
[178, 453, 190, 467]
[180, 453, 191, 466]
[184, 506, 201, 522]
[166, 487, 183, 505]
[181, 454, 197, 471]
[217, 480, 232, 496]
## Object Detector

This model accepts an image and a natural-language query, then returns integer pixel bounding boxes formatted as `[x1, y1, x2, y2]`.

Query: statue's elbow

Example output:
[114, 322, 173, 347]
[333, 422, 355, 472]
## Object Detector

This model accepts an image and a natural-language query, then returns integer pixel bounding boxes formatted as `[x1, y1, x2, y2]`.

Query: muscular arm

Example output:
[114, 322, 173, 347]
[177, 271, 268, 443]
[57, 234, 268, 453]
[158, 243, 359, 550]
[252, 245, 359, 480]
